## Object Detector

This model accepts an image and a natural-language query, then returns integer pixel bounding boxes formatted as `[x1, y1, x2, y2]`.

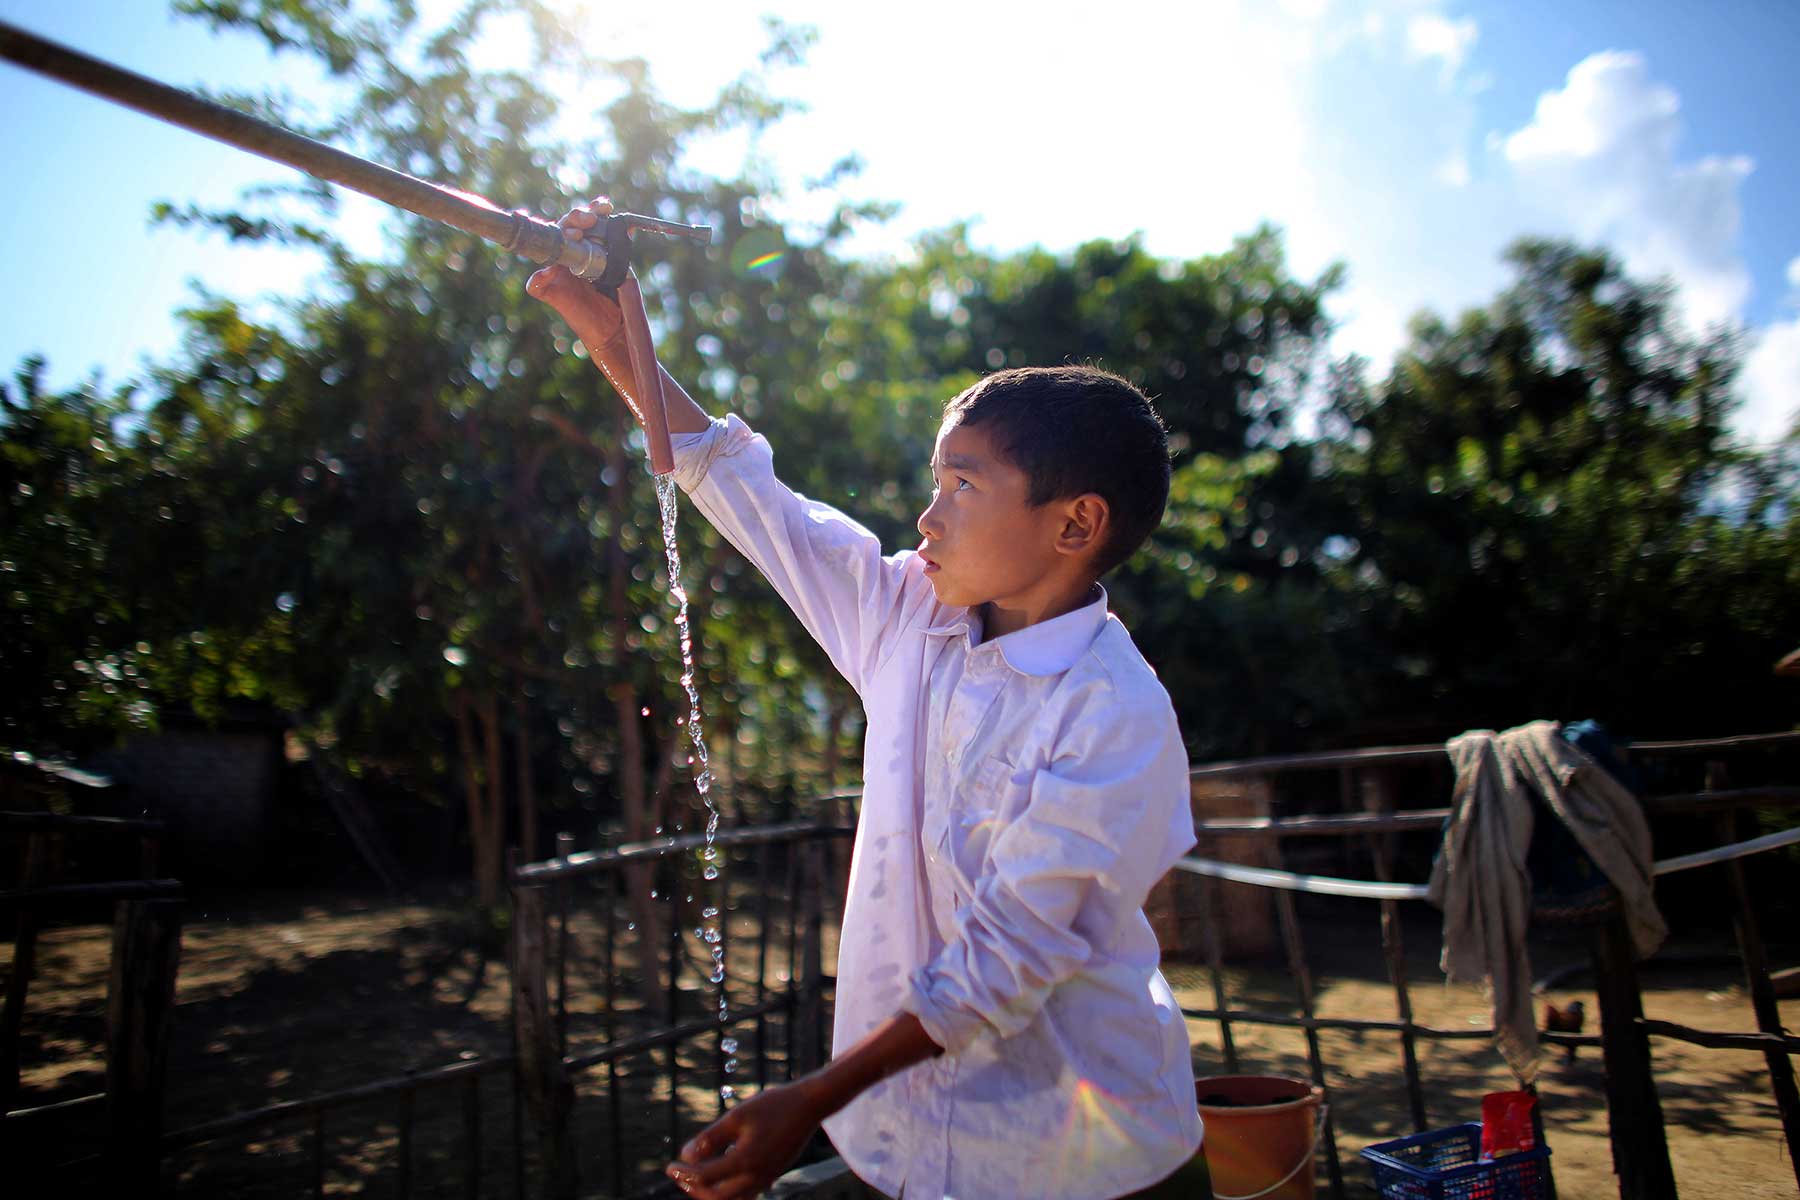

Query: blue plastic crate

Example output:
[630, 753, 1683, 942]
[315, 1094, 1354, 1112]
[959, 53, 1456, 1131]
[1361, 1123, 1553, 1200]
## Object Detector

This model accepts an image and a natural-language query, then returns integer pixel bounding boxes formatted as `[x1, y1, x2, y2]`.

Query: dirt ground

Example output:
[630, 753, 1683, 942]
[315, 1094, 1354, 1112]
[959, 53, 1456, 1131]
[1165, 899, 1800, 1200]
[7, 888, 1797, 1199]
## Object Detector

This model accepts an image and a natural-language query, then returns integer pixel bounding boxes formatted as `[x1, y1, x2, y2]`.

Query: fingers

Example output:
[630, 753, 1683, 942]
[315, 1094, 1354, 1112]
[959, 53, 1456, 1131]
[525, 262, 609, 326]
[682, 1147, 748, 1187]
[667, 1171, 758, 1200]
[525, 264, 579, 310]
[529, 196, 630, 367]
[676, 1113, 737, 1170]
[668, 1157, 762, 1200]
[668, 1116, 753, 1197]
[557, 195, 615, 237]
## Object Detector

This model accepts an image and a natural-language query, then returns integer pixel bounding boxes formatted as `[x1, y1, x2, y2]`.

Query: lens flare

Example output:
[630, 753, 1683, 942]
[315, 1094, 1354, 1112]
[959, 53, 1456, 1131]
[730, 228, 788, 280]
[1055, 1076, 1140, 1175]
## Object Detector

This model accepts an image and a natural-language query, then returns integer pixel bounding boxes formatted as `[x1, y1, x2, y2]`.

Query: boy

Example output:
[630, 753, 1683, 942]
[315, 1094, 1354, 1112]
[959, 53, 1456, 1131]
[529, 201, 1207, 1200]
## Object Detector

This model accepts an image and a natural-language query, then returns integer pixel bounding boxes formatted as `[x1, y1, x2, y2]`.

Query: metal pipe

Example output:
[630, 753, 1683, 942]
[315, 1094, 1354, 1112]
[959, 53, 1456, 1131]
[0, 20, 708, 474]
[0, 21, 584, 274]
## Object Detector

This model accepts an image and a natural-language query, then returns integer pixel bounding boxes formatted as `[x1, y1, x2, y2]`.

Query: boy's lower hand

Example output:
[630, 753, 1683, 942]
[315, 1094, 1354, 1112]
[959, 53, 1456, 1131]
[525, 197, 630, 376]
[665, 1080, 827, 1200]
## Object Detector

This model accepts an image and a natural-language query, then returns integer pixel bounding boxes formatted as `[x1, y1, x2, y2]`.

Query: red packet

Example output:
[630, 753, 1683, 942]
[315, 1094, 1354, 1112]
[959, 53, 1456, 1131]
[1481, 1090, 1538, 1157]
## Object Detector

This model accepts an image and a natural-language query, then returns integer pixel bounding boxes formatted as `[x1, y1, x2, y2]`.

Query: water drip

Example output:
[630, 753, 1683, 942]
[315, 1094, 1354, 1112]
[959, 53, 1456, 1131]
[654, 473, 737, 1093]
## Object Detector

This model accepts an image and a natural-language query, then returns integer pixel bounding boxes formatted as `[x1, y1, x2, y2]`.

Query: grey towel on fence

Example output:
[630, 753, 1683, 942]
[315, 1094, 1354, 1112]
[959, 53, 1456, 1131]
[1426, 720, 1667, 1084]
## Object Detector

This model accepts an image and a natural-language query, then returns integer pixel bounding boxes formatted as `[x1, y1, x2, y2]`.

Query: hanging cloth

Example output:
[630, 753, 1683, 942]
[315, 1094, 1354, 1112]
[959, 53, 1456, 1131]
[1427, 720, 1666, 1084]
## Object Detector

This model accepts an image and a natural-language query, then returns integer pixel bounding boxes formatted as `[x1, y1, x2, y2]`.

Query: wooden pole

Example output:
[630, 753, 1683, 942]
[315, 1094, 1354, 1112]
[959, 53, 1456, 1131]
[1197, 875, 1239, 1074]
[103, 898, 182, 1191]
[0, 834, 49, 1115]
[1275, 888, 1343, 1199]
[1714, 807, 1800, 1190]
[1589, 914, 1677, 1200]
[1351, 764, 1428, 1133]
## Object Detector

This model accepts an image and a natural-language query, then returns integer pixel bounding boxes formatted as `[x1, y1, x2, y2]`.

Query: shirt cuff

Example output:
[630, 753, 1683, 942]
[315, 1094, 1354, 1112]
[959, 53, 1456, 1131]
[900, 963, 988, 1057]
[668, 413, 754, 493]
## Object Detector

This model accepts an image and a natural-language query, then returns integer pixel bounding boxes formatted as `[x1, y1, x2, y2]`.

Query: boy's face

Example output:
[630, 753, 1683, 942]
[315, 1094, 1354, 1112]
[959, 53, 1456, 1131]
[916, 419, 1071, 613]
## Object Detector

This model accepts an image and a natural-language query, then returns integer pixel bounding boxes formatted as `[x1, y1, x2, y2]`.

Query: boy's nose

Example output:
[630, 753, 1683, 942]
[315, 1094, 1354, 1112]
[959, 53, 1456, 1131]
[916, 497, 944, 541]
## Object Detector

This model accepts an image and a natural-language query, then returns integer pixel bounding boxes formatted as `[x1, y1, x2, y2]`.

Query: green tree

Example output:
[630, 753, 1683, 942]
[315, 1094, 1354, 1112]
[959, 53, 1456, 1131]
[1314, 239, 1799, 742]
[4, 0, 887, 974]
[0, 361, 170, 749]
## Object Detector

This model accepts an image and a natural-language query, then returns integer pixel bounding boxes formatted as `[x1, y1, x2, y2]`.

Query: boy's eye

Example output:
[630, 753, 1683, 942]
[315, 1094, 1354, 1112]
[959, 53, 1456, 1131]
[955, 477, 972, 491]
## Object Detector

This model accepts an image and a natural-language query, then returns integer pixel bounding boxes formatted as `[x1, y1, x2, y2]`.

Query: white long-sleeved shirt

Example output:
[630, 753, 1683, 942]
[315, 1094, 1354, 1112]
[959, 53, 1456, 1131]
[671, 415, 1202, 1200]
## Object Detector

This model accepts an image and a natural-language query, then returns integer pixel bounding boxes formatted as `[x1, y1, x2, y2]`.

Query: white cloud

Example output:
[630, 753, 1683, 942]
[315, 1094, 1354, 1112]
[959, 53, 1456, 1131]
[1502, 52, 1753, 328]
[1737, 255, 1800, 445]
[752, 1, 1326, 264]
[1264, 3, 1513, 370]
[542, 5, 1787, 449]
[1739, 319, 1800, 445]
[1493, 51, 1792, 444]
[1405, 13, 1478, 75]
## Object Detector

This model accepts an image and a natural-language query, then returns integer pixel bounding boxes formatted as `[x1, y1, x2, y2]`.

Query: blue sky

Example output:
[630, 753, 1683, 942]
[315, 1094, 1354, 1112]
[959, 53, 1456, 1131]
[2, 0, 1796, 442]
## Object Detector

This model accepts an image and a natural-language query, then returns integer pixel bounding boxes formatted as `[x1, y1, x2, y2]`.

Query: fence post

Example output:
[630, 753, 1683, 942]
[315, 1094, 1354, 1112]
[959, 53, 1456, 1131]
[511, 852, 577, 1200]
[1711, 807, 1800, 1190]
[1, 833, 51, 1115]
[104, 897, 182, 1191]
[1352, 766, 1428, 1132]
[1187, 772, 1278, 958]
[1589, 913, 1677, 1200]
[798, 838, 826, 1076]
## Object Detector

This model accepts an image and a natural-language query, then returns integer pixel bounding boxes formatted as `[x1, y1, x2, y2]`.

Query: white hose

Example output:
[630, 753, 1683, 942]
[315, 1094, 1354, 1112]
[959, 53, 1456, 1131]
[1173, 823, 1800, 899]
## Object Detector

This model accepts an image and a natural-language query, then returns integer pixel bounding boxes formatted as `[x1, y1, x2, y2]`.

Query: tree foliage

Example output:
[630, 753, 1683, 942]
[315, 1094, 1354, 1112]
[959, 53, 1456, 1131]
[3, 1, 1795, 906]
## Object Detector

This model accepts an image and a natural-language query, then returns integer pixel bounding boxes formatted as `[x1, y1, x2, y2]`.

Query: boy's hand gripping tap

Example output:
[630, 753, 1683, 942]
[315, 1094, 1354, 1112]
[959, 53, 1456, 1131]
[526, 197, 710, 472]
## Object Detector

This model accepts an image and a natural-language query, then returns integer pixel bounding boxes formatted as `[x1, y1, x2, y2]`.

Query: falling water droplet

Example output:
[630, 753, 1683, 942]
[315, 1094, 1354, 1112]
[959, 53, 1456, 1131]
[655, 472, 732, 1099]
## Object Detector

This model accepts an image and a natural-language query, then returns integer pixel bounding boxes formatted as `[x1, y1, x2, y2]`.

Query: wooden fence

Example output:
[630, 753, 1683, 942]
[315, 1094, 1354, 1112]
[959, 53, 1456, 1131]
[1166, 730, 1800, 1200]
[1, 810, 182, 1189]
[4, 732, 1795, 1198]
[510, 818, 849, 1200]
[2, 806, 852, 1198]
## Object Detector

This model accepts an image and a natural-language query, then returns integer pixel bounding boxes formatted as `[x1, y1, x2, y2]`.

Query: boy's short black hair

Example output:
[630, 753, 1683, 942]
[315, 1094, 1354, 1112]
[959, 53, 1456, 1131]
[943, 365, 1170, 577]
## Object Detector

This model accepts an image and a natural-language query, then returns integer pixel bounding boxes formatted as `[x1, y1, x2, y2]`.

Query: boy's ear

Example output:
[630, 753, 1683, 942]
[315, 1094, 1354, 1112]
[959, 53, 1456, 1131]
[1054, 493, 1111, 559]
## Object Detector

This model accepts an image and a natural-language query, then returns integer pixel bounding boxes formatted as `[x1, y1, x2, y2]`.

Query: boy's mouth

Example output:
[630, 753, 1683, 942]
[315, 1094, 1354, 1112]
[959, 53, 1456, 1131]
[919, 544, 942, 575]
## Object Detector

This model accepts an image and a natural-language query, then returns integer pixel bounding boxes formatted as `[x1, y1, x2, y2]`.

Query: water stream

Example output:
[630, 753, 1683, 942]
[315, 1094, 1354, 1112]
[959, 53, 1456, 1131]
[654, 473, 736, 1100]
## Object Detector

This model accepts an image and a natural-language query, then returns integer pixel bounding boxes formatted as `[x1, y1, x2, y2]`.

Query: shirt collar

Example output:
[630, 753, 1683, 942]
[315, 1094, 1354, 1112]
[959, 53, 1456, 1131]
[922, 585, 1109, 677]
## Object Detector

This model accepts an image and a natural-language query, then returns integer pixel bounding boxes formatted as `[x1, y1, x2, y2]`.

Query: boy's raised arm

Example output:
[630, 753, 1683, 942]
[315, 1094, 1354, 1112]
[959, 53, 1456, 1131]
[529, 199, 923, 699]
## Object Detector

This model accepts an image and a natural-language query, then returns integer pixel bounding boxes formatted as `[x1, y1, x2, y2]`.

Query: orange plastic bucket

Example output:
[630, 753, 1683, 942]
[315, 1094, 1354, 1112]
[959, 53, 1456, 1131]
[1195, 1075, 1326, 1200]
